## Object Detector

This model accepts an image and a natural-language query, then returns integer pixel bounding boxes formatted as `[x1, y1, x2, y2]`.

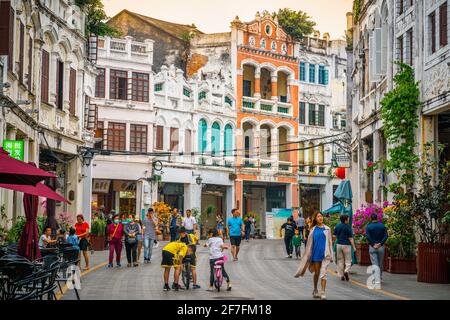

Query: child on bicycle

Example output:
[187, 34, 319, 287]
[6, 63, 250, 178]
[177, 227, 200, 289]
[292, 228, 303, 259]
[161, 240, 188, 291]
[204, 228, 231, 291]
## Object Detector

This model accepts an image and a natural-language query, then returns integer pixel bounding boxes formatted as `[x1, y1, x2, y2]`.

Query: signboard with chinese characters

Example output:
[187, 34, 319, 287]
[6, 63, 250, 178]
[2, 140, 24, 161]
[92, 179, 111, 194]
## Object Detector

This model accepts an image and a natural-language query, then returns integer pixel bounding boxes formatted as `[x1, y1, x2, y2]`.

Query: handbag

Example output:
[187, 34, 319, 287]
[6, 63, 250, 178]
[108, 223, 120, 242]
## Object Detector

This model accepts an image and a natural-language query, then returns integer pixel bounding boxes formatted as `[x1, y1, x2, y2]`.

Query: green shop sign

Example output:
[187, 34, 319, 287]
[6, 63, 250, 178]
[2, 140, 24, 161]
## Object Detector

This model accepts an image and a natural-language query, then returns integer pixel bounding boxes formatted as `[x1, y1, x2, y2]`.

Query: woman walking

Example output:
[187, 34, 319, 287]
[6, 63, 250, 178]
[124, 215, 141, 267]
[303, 217, 311, 248]
[107, 214, 124, 268]
[135, 217, 144, 262]
[216, 213, 225, 239]
[295, 211, 333, 300]
[75, 214, 90, 270]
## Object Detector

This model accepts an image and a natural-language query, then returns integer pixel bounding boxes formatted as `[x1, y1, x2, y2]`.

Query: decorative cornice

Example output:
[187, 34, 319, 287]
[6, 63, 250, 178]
[238, 45, 298, 63]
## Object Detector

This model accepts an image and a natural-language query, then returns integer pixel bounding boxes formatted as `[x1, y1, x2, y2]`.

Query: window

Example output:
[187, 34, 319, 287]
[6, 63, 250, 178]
[318, 65, 329, 85]
[260, 38, 266, 49]
[185, 129, 192, 154]
[299, 102, 306, 125]
[399, 0, 404, 15]
[265, 24, 272, 36]
[430, 12, 436, 54]
[69, 68, 76, 115]
[243, 80, 252, 97]
[41, 50, 49, 104]
[95, 68, 105, 98]
[170, 127, 179, 152]
[154, 83, 163, 92]
[110, 69, 128, 100]
[318, 144, 324, 165]
[308, 104, 316, 126]
[309, 64, 316, 83]
[299, 62, 306, 81]
[225, 96, 233, 106]
[155, 125, 164, 150]
[183, 87, 191, 98]
[198, 119, 207, 153]
[130, 124, 147, 153]
[224, 124, 233, 156]
[94, 121, 104, 149]
[27, 36, 32, 92]
[132, 72, 149, 102]
[298, 143, 304, 164]
[341, 119, 347, 129]
[18, 22, 24, 84]
[199, 91, 207, 100]
[398, 35, 404, 62]
[56, 60, 64, 110]
[406, 29, 413, 66]
[211, 122, 220, 156]
[440, 2, 448, 48]
[318, 105, 325, 126]
[107, 122, 126, 151]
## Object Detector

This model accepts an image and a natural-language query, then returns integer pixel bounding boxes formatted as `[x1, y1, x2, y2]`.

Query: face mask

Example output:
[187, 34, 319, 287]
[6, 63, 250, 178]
[127, 219, 133, 223]
[121, 220, 128, 224]
[114, 220, 119, 224]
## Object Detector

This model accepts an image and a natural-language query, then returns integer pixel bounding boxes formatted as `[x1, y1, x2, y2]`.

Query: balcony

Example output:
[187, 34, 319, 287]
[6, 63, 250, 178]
[243, 158, 258, 170]
[242, 97, 293, 117]
[277, 102, 291, 116]
[260, 159, 273, 170]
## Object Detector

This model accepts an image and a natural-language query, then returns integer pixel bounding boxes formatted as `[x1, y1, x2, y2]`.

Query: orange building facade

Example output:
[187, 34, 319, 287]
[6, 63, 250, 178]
[230, 13, 299, 231]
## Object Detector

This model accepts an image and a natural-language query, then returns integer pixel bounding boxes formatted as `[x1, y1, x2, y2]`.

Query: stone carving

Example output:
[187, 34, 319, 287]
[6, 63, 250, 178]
[423, 62, 449, 101]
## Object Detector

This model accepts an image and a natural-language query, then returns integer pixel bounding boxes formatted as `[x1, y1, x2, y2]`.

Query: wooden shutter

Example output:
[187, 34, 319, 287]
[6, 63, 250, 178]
[170, 127, 179, 151]
[318, 105, 325, 126]
[0, 1, 12, 55]
[375, 28, 383, 76]
[299, 102, 305, 124]
[185, 129, 192, 154]
[156, 126, 164, 150]
[381, 23, 388, 74]
[440, 3, 448, 47]
[69, 68, 76, 115]
[430, 12, 436, 53]
[41, 50, 49, 104]
[18, 21, 24, 83]
[27, 36, 33, 91]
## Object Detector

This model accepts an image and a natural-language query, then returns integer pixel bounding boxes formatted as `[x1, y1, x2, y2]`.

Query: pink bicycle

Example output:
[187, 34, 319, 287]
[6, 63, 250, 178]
[213, 255, 228, 292]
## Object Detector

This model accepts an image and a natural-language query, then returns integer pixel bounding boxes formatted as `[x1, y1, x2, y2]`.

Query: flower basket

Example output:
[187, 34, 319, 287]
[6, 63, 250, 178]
[387, 256, 417, 274]
[417, 243, 450, 283]
[90, 235, 105, 251]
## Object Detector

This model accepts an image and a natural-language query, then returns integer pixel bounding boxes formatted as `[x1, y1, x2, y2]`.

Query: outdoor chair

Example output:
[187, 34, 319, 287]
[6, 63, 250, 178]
[56, 247, 81, 300]
[0, 260, 36, 300]
[32, 261, 60, 300]
[33, 254, 59, 270]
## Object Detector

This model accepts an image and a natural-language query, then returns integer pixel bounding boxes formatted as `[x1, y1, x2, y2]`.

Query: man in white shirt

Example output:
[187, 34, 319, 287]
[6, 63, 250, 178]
[182, 209, 197, 235]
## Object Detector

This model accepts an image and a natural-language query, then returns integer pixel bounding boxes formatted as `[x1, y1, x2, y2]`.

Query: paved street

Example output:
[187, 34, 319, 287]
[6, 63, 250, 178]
[61, 240, 450, 300]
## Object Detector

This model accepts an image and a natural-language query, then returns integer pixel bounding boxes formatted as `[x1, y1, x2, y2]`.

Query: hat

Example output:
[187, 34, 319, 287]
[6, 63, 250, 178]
[177, 227, 186, 233]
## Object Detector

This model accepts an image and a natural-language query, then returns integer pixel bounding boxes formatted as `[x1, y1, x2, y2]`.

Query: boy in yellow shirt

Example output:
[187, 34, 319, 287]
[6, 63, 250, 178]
[161, 240, 187, 291]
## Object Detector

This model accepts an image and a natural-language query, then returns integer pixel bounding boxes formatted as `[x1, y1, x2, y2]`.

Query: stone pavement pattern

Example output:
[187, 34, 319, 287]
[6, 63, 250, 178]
[62, 240, 450, 300]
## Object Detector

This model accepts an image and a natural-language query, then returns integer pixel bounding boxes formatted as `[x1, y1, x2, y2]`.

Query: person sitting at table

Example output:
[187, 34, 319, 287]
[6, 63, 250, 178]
[67, 227, 80, 251]
[39, 227, 57, 248]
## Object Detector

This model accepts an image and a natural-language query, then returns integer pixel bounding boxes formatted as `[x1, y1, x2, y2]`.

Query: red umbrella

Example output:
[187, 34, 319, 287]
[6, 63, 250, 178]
[17, 193, 41, 261]
[0, 148, 56, 185]
[0, 182, 70, 203]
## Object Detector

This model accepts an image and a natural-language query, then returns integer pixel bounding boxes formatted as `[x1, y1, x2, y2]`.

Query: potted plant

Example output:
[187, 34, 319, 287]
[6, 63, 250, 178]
[412, 144, 450, 283]
[353, 203, 385, 266]
[190, 207, 202, 239]
[90, 217, 106, 251]
[384, 200, 417, 274]
[6, 216, 46, 243]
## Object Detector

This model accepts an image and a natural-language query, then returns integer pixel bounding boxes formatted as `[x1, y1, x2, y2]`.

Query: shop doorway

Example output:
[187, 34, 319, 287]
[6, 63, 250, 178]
[300, 185, 321, 218]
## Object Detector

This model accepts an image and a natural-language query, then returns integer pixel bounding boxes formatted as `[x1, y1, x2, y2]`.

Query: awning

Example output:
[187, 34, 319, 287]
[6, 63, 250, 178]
[0, 148, 55, 185]
[0, 182, 70, 203]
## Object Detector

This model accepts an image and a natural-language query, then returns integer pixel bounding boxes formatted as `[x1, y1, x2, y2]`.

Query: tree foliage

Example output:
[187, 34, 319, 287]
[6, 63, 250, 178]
[273, 8, 316, 41]
[75, 0, 120, 37]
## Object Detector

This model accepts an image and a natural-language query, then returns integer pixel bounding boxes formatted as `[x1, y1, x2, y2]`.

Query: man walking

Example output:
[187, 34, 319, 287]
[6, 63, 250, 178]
[295, 211, 305, 236]
[365, 213, 388, 282]
[226, 209, 244, 261]
[334, 214, 356, 281]
[182, 209, 197, 235]
[169, 208, 183, 242]
[143, 208, 158, 263]
[280, 217, 296, 258]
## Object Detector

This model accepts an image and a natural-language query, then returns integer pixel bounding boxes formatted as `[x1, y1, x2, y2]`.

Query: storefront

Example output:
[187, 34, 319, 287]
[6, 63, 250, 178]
[158, 182, 184, 213]
[91, 179, 137, 216]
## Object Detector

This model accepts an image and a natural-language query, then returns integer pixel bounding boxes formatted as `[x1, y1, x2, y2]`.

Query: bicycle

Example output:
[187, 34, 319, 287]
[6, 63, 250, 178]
[213, 255, 228, 292]
[181, 255, 193, 290]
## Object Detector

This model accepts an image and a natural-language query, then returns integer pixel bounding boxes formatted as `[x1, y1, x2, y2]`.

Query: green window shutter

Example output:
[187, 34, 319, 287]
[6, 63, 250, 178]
[324, 69, 329, 85]
[198, 119, 207, 153]
[318, 105, 325, 126]
[299, 102, 306, 124]
[309, 104, 315, 125]
[300, 62, 306, 81]
[211, 122, 220, 156]
[224, 124, 233, 156]
[309, 64, 316, 83]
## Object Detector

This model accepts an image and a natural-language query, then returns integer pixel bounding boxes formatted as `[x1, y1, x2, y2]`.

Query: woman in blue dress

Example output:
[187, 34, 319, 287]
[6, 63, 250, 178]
[294, 211, 333, 300]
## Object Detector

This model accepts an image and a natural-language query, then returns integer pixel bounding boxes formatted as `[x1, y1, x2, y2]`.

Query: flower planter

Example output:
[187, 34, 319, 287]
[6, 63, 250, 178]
[417, 243, 450, 284]
[90, 235, 106, 251]
[387, 256, 417, 274]
[383, 247, 389, 271]
[356, 243, 371, 266]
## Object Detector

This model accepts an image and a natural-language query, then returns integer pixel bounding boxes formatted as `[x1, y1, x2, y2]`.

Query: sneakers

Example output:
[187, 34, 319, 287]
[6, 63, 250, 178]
[193, 284, 201, 289]
[133, 262, 139, 267]
[172, 283, 184, 291]
[344, 272, 349, 281]
[116, 263, 121, 267]
[153, 242, 159, 248]
[320, 291, 327, 300]
[206, 286, 214, 292]
[107, 263, 113, 268]
[286, 255, 290, 258]
[163, 284, 171, 291]
[312, 289, 320, 298]
[289, 255, 292, 259]
[226, 282, 232, 291]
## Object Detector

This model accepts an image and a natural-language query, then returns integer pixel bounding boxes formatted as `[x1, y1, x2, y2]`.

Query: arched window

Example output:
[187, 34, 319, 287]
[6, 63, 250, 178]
[298, 142, 304, 164]
[198, 119, 207, 153]
[318, 144, 324, 165]
[308, 142, 315, 164]
[224, 124, 233, 156]
[211, 122, 220, 156]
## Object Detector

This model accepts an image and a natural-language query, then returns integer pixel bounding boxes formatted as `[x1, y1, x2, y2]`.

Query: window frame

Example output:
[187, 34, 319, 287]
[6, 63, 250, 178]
[95, 68, 105, 98]
[130, 124, 147, 153]
[107, 122, 126, 151]
[131, 72, 149, 102]
[110, 69, 128, 100]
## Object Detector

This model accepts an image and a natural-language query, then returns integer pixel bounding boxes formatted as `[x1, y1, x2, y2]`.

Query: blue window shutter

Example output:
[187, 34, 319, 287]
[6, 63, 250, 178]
[318, 65, 324, 84]
[309, 64, 316, 83]
[198, 119, 207, 153]
[300, 62, 306, 81]
[324, 69, 329, 85]
[211, 122, 220, 156]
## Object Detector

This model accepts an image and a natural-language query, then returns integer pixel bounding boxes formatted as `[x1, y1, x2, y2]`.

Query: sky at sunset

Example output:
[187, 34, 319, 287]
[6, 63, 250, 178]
[103, 0, 353, 40]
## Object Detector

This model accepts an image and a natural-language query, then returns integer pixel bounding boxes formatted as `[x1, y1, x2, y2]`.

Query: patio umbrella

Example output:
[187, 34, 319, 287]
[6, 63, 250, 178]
[0, 182, 70, 203]
[0, 148, 55, 185]
[17, 193, 41, 261]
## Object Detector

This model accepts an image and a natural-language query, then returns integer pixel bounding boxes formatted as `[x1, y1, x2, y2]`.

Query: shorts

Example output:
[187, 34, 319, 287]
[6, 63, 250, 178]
[230, 236, 242, 247]
[161, 250, 179, 268]
[79, 238, 89, 251]
[183, 253, 196, 267]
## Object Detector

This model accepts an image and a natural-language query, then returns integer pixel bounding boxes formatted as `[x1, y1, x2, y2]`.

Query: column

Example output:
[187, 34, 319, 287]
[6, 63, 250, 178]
[323, 183, 334, 212]
[286, 184, 292, 208]
[253, 126, 260, 160]
[226, 185, 234, 218]
[271, 73, 278, 101]
[234, 180, 243, 213]
[136, 180, 144, 219]
[254, 69, 261, 98]
[125, 122, 131, 151]
[271, 128, 278, 169]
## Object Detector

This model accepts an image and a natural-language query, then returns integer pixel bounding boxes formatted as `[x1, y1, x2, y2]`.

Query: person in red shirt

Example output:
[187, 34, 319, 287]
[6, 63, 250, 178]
[107, 214, 124, 267]
[75, 214, 90, 270]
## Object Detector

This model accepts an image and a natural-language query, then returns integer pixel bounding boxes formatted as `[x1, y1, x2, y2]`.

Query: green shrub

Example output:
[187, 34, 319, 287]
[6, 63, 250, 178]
[6, 216, 46, 243]
[91, 218, 106, 236]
